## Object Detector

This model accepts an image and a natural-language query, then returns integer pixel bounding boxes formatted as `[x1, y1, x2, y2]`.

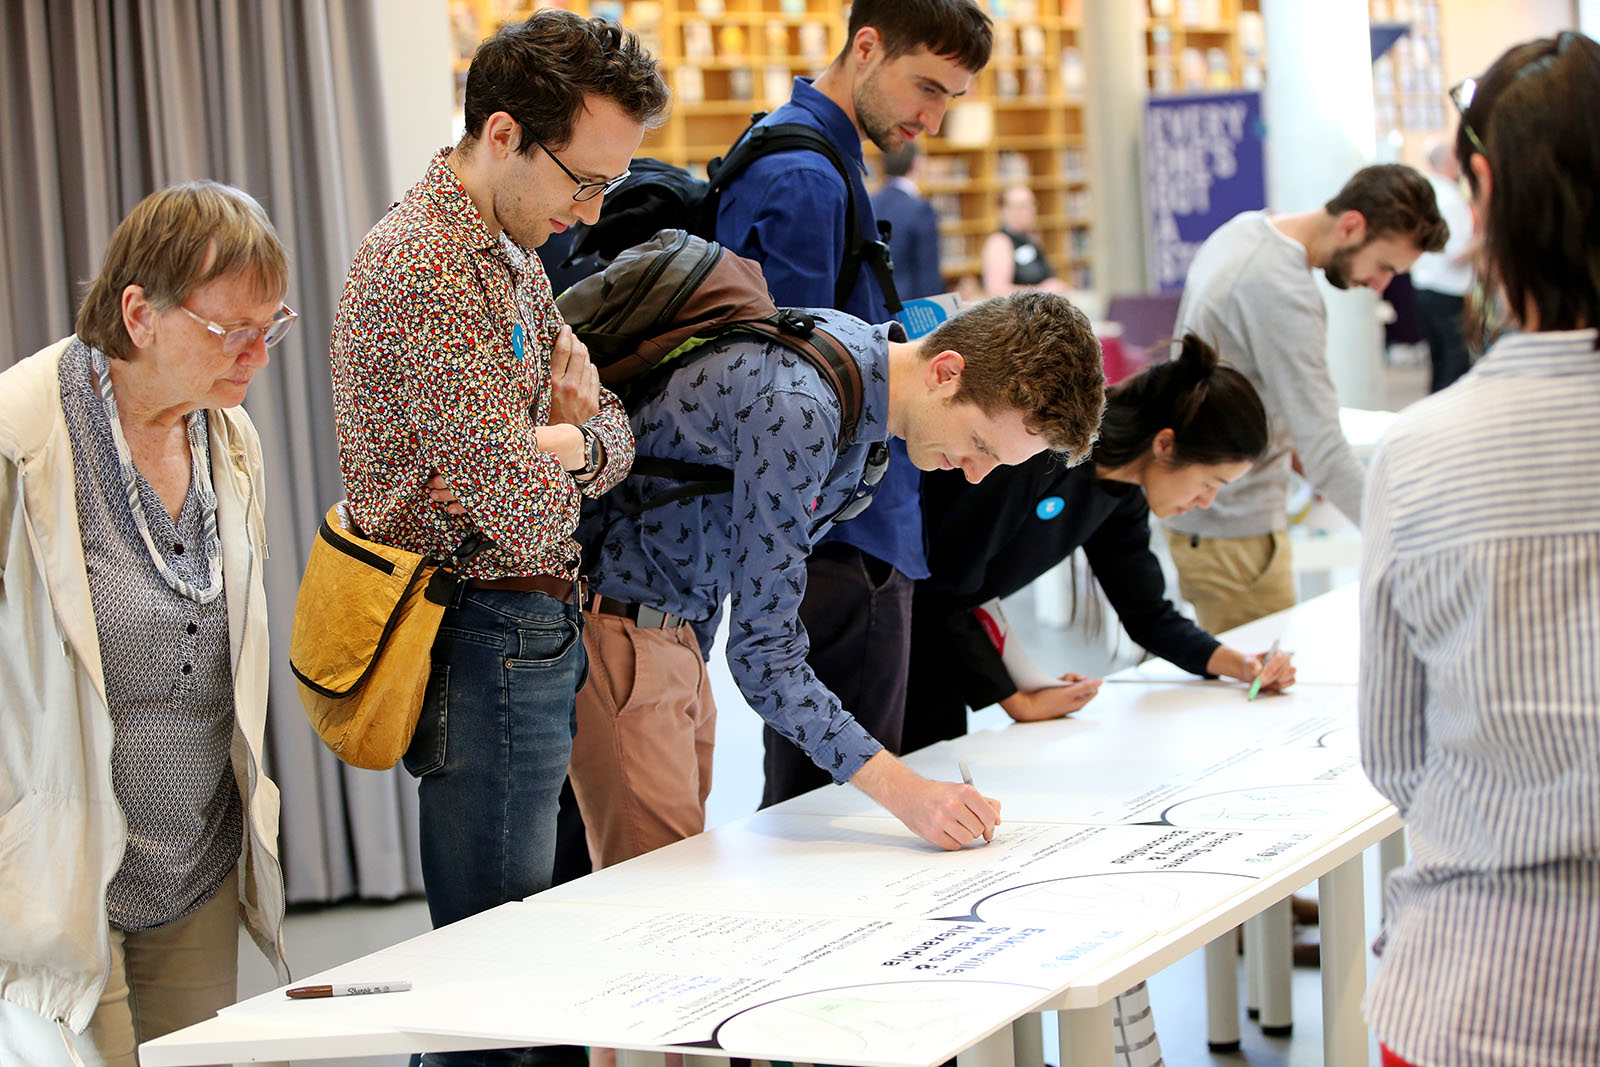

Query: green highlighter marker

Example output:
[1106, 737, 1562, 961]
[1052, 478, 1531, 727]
[1247, 638, 1281, 701]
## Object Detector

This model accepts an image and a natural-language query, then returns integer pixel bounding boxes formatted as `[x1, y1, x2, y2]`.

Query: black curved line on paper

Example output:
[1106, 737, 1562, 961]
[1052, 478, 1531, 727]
[930, 869, 1252, 923]
[672, 978, 1051, 1051]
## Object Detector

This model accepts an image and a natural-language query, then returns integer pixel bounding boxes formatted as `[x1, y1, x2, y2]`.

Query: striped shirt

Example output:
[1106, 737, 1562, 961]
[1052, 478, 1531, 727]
[1359, 328, 1600, 1065]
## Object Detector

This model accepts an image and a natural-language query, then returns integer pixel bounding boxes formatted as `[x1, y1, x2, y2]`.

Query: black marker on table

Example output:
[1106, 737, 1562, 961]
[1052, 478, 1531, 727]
[286, 979, 412, 999]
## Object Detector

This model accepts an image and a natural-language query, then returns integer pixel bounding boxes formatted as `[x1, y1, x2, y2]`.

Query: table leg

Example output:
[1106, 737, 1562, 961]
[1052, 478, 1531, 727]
[957, 1019, 1016, 1067]
[617, 1052, 668, 1067]
[1012, 1013, 1045, 1067]
[1204, 932, 1241, 1052]
[1258, 896, 1294, 1035]
[1378, 831, 1406, 921]
[1056, 1001, 1114, 1067]
[1320, 853, 1369, 1066]
[1243, 913, 1262, 1019]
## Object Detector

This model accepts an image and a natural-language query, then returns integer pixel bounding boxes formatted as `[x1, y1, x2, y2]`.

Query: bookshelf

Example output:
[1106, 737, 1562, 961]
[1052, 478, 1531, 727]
[1369, 0, 1450, 165]
[450, 0, 1096, 296]
[1142, 0, 1264, 96]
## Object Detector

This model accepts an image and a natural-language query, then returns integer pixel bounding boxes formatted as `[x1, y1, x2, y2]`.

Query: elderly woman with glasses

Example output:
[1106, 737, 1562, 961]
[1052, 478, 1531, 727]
[1359, 32, 1600, 1067]
[0, 181, 296, 1066]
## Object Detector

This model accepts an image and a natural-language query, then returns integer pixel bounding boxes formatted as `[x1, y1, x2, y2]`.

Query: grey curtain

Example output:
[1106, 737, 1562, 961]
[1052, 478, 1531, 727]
[1, 0, 426, 903]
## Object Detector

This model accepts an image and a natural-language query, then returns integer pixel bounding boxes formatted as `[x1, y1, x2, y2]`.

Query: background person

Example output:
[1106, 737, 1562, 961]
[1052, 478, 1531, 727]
[1164, 164, 1448, 635]
[1410, 136, 1477, 392]
[871, 142, 945, 301]
[903, 334, 1293, 754]
[0, 182, 293, 1066]
[1360, 31, 1600, 1067]
[981, 183, 1069, 297]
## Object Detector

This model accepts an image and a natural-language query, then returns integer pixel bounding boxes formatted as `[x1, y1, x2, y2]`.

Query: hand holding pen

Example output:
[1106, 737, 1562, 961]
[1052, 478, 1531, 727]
[1246, 638, 1294, 700]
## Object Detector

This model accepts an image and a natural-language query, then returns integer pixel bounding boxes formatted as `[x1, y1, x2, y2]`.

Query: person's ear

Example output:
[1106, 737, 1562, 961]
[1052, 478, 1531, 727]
[1152, 428, 1177, 458]
[121, 284, 156, 349]
[926, 349, 965, 391]
[482, 112, 521, 160]
[1468, 154, 1492, 233]
[1337, 209, 1367, 245]
[851, 26, 881, 69]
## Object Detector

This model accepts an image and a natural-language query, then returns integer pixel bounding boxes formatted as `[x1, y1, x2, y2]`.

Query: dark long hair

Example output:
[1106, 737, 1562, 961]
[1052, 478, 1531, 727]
[1092, 334, 1268, 470]
[1455, 32, 1600, 338]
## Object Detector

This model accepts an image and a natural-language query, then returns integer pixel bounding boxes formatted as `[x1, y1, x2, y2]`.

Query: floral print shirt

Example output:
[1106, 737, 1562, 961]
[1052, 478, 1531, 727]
[331, 148, 632, 579]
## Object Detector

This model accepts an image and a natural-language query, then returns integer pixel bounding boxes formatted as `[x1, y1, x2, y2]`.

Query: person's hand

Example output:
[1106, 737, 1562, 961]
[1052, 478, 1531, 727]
[426, 471, 466, 516]
[1209, 645, 1296, 692]
[547, 325, 600, 426]
[851, 751, 1001, 850]
[997, 675, 1102, 722]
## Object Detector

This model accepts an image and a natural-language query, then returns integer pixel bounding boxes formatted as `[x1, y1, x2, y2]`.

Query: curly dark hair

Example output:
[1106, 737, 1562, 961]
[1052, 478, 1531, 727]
[923, 291, 1105, 463]
[463, 10, 669, 154]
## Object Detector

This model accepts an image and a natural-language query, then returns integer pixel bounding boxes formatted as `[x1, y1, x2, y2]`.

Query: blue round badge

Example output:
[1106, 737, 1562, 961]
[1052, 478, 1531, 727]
[1036, 496, 1065, 521]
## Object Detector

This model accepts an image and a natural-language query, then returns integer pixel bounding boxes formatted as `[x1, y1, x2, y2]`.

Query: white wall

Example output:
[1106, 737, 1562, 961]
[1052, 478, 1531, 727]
[1439, 0, 1577, 84]
[372, 0, 456, 199]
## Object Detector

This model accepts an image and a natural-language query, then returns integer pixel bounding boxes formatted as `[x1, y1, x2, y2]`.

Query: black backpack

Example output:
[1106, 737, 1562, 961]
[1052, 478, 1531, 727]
[564, 114, 903, 314]
[558, 229, 887, 524]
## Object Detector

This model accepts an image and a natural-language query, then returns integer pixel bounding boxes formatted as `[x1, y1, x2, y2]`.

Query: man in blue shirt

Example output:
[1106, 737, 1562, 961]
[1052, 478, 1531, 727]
[714, 0, 995, 807]
[567, 293, 1105, 860]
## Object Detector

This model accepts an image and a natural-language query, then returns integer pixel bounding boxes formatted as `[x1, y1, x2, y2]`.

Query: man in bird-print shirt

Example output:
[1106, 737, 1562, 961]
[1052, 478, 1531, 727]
[568, 292, 1106, 866]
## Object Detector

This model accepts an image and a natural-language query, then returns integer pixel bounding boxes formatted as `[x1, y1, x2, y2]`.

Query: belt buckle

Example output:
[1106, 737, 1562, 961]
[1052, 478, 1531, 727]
[635, 603, 673, 629]
[574, 575, 589, 608]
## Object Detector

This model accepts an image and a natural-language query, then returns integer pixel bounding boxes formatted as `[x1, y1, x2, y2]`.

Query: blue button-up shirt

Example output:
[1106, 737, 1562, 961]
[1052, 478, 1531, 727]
[578, 310, 899, 781]
[714, 76, 928, 579]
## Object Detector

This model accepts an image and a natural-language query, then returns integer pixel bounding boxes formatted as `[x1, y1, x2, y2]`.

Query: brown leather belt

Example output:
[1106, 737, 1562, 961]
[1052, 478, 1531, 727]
[468, 575, 584, 604]
[587, 594, 687, 630]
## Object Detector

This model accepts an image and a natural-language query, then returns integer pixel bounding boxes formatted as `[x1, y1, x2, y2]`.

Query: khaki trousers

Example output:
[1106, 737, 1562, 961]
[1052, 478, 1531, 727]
[0, 867, 240, 1067]
[569, 611, 717, 868]
[1164, 528, 1296, 635]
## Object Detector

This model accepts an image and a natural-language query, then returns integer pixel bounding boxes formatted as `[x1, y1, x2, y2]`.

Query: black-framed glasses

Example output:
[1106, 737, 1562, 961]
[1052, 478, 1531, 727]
[526, 131, 630, 202]
[1448, 77, 1488, 159]
[177, 303, 298, 355]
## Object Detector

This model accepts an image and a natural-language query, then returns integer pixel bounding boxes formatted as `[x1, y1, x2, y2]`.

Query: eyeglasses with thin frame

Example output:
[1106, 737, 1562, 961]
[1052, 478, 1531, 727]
[177, 303, 299, 355]
[1450, 32, 1580, 162]
[525, 131, 630, 202]
[1448, 77, 1488, 159]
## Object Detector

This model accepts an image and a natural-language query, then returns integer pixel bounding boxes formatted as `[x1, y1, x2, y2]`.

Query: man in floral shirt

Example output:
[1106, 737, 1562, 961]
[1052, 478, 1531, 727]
[569, 293, 1105, 866]
[329, 17, 665, 1057]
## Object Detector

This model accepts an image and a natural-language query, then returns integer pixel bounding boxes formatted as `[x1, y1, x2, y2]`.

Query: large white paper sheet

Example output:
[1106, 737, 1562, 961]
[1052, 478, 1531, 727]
[541, 816, 1324, 935]
[222, 900, 1136, 1067]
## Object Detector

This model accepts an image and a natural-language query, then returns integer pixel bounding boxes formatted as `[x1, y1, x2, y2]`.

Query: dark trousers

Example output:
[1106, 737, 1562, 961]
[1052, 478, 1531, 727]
[1416, 287, 1471, 393]
[760, 542, 914, 807]
[899, 606, 979, 755]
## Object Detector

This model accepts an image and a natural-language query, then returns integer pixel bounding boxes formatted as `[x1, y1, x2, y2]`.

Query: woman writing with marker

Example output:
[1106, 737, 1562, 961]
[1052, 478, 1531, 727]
[903, 334, 1294, 752]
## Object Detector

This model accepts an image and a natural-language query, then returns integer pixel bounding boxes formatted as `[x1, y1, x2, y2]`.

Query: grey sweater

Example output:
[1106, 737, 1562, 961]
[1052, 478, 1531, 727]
[1165, 211, 1366, 538]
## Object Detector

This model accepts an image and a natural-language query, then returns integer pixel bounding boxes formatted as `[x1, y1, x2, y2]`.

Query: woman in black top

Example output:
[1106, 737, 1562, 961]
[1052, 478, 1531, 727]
[904, 334, 1296, 752]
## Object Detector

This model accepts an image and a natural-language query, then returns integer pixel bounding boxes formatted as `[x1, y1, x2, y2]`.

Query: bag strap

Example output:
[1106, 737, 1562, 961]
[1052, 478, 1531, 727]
[708, 117, 904, 316]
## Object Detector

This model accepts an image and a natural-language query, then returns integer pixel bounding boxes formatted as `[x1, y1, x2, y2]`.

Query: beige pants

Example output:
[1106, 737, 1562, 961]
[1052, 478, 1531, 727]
[0, 867, 240, 1067]
[569, 611, 718, 868]
[1164, 529, 1296, 635]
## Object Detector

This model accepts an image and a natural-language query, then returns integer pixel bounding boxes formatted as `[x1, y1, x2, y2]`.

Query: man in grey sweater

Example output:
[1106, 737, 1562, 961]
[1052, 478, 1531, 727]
[1164, 164, 1447, 634]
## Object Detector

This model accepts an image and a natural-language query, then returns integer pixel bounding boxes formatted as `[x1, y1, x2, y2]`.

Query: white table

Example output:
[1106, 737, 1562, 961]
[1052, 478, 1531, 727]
[143, 588, 1390, 1067]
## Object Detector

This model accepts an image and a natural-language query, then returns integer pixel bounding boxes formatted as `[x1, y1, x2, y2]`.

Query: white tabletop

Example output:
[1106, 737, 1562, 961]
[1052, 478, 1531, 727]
[142, 586, 1388, 1067]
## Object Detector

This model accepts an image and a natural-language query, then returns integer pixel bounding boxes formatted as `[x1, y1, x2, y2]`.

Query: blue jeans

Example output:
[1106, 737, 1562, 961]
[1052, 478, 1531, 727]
[404, 586, 586, 1067]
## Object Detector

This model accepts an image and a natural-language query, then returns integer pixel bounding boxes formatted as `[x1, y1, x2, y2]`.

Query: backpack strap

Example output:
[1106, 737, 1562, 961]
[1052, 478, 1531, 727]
[708, 118, 905, 316]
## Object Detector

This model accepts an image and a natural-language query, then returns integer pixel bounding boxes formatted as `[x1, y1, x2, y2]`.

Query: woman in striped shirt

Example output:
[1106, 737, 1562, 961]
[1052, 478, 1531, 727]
[1359, 32, 1600, 1067]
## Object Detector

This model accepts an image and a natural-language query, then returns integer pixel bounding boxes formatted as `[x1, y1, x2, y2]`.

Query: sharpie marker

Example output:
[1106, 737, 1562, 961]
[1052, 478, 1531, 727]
[1247, 639, 1282, 702]
[286, 979, 412, 999]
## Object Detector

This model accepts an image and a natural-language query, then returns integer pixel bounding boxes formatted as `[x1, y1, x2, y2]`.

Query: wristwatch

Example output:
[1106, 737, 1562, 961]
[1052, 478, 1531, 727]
[573, 425, 603, 480]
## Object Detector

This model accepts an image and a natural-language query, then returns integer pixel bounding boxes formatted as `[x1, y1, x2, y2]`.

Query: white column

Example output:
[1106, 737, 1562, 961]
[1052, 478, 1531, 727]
[1320, 853, 1371, 1066]
[1081, 0, 1152, 301]
[1260, 0, 1387, 410]
[1012, 1013, 1046, 1067]
[1057, 1002, 1115, 1067]
[1203, 933, 1241, 1051]
[958, 1020, 1017, 1067]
